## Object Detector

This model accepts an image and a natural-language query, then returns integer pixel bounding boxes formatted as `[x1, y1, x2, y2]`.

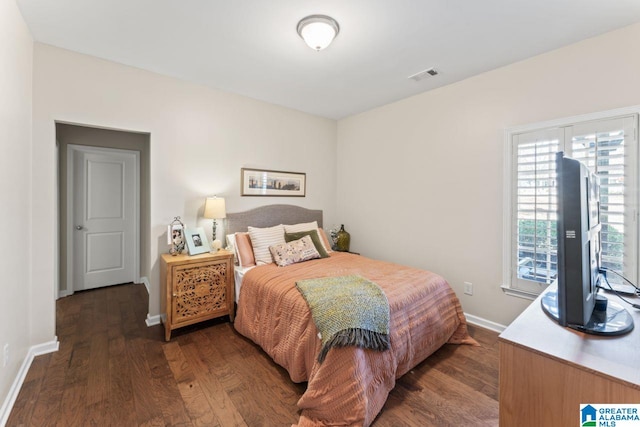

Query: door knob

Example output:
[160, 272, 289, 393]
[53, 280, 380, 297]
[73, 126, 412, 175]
[75, 225, 83, 230]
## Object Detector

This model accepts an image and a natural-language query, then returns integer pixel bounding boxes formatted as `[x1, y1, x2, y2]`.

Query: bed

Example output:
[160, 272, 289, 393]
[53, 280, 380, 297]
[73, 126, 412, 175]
[226, 205, 476, 426]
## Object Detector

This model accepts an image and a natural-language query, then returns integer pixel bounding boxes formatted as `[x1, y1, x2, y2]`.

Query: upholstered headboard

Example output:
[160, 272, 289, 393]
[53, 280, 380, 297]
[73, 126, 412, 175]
[226, 204, 323, 235]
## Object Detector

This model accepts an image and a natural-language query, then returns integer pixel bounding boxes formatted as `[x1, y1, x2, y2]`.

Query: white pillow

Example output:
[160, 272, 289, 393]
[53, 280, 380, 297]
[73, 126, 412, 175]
[248, 224, 286, 265]
[226, 234, 239, 265]
[284, 221, 319, 233]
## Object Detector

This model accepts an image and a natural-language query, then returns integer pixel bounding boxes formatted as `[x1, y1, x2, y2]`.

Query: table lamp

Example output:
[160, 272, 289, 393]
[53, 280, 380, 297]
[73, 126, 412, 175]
[204, 196, 226, 251]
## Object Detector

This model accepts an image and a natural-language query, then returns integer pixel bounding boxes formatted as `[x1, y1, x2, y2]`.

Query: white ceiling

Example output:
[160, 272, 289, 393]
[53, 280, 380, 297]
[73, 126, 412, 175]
[16, 0, 640, 120]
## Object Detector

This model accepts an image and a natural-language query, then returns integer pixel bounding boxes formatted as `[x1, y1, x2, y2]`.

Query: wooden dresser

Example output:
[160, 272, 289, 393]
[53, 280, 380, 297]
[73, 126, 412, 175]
[160, 251, 234, 341]
[499, 287, 640, 426]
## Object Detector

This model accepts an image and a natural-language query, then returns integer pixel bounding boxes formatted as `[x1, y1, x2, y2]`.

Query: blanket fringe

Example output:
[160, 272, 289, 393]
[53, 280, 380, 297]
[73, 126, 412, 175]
[318, 328, 390, 363]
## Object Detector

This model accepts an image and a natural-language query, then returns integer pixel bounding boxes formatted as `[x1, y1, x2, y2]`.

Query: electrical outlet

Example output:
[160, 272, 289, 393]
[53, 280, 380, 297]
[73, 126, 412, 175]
[464, 282, 473, 296]
[3, 344, 9, 368]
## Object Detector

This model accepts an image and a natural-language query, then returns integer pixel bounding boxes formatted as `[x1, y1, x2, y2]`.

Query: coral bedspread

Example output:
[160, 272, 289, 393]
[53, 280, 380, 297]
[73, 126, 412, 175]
[233, 252, 475, 426]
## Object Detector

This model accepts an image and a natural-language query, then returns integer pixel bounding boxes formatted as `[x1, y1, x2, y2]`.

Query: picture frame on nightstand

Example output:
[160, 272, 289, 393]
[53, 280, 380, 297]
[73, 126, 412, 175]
[185, 227, 211, 255]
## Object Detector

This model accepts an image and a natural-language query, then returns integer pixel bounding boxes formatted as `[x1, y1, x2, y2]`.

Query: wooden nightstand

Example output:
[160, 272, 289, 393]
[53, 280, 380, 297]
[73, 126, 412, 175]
[160, 251, 234, 341]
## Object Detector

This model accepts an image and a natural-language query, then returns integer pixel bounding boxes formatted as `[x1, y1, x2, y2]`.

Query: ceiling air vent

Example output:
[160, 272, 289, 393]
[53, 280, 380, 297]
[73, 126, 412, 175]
[408, 68, 438, 82]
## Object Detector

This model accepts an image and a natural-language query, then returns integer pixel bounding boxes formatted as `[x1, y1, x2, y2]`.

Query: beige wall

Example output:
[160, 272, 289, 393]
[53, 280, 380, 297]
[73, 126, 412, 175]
[32, 44, 338, 326]
[0, 0, 33, 412]
[336, 23, 640, 327]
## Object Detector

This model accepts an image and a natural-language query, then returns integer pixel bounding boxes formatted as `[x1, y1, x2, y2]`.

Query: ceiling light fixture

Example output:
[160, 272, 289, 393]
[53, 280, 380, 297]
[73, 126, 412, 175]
[297, 15, 340, 51]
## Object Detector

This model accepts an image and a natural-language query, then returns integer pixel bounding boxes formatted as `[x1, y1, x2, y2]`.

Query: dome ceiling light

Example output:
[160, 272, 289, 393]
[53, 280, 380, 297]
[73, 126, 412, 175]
[296, 15, 340, 51]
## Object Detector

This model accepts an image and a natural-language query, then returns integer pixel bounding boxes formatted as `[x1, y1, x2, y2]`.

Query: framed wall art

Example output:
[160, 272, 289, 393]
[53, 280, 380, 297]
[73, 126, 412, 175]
[185, 227, 211, 255]
[241, 168, 306, 197]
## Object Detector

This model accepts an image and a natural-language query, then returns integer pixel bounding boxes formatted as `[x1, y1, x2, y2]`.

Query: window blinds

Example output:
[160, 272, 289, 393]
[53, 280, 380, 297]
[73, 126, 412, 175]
[511, 115, 637, 293]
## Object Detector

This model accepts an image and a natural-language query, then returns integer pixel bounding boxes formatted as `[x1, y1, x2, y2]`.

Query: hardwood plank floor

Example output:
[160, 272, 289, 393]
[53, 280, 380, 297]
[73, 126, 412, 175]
[7, 283, 499, 426]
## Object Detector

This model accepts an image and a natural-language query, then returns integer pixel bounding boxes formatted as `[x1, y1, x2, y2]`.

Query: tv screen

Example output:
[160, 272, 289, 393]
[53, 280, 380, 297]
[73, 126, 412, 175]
[555, 151, 600, 327]
[541, 152, 633, 335]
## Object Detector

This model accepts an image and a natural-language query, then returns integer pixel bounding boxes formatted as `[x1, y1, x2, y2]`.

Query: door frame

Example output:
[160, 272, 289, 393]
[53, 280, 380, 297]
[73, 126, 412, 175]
[66, 144, 140, 293]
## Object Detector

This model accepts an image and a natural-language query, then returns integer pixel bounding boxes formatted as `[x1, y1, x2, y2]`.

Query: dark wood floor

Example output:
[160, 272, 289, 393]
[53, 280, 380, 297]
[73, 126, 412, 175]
[7, 283, 499, 426]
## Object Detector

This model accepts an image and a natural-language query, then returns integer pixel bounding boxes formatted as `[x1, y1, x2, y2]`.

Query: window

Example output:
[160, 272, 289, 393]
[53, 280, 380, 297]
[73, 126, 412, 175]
[512, 129, 561, 294]
[503, 113, 638, 298]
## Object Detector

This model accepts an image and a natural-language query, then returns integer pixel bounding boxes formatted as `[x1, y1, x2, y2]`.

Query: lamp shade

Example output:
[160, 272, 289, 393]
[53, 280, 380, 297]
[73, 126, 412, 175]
[204, 197, 226, 219]
[297, 15, 339, 51]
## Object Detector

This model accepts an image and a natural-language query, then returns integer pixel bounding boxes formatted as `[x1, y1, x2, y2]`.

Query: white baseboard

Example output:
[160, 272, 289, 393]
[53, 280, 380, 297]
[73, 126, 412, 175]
[464, 313, 507, 333]
[57, 289, 74, 298]
[140, 276, 150, 294]
[145, 313, 162, 327]
[0, 338, 59, 427]
[140, 277, 161, 327]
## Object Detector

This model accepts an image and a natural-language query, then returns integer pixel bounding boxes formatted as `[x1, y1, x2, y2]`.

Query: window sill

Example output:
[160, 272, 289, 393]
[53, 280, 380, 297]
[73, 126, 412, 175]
[500, 285, 539, 301]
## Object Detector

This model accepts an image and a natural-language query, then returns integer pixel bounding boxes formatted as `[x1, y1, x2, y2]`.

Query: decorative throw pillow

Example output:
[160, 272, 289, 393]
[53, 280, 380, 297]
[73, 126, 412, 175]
[248, 224, 285, 265]
[234, 232, 256, 267]
[284, 221, 319, 233]
[285, 230, 329, 258]
[316, 228, 333, 253]
[269, 235, 321, 267]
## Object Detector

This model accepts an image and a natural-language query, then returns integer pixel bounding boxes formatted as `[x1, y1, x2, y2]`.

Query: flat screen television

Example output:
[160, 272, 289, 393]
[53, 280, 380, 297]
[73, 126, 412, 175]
[541, 152, 633, 335]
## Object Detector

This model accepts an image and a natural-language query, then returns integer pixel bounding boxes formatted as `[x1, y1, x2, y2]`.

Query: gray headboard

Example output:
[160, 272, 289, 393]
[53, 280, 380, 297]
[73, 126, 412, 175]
[226, 204, 323, 235]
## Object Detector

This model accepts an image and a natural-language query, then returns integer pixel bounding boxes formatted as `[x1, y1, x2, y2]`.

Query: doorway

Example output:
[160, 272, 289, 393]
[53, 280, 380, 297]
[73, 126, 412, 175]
[57, 123, 150, 297]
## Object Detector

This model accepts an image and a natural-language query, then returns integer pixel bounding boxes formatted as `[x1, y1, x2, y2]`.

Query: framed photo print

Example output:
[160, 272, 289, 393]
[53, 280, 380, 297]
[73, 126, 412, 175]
[241, 168, 306, 197]
[167, 217, 186, 255]
[185, 227, 211, 255]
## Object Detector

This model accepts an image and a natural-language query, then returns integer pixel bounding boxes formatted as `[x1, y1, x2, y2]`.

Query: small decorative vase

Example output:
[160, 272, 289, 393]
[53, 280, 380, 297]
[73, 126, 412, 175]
[336, 224, 351, 252]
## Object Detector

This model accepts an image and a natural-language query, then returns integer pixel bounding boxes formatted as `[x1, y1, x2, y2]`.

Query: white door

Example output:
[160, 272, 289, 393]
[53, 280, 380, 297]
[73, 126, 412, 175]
[69, 145, 139, 291]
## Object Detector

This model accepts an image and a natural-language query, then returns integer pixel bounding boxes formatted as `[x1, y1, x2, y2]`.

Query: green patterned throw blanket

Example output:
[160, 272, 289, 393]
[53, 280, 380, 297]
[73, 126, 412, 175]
[296, 275, 390, 363]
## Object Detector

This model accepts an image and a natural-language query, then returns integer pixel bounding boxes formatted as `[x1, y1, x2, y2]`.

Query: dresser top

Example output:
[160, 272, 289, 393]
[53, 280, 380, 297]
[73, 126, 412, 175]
[161, 250, 233, 264]
[499, 286, 640, 388]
